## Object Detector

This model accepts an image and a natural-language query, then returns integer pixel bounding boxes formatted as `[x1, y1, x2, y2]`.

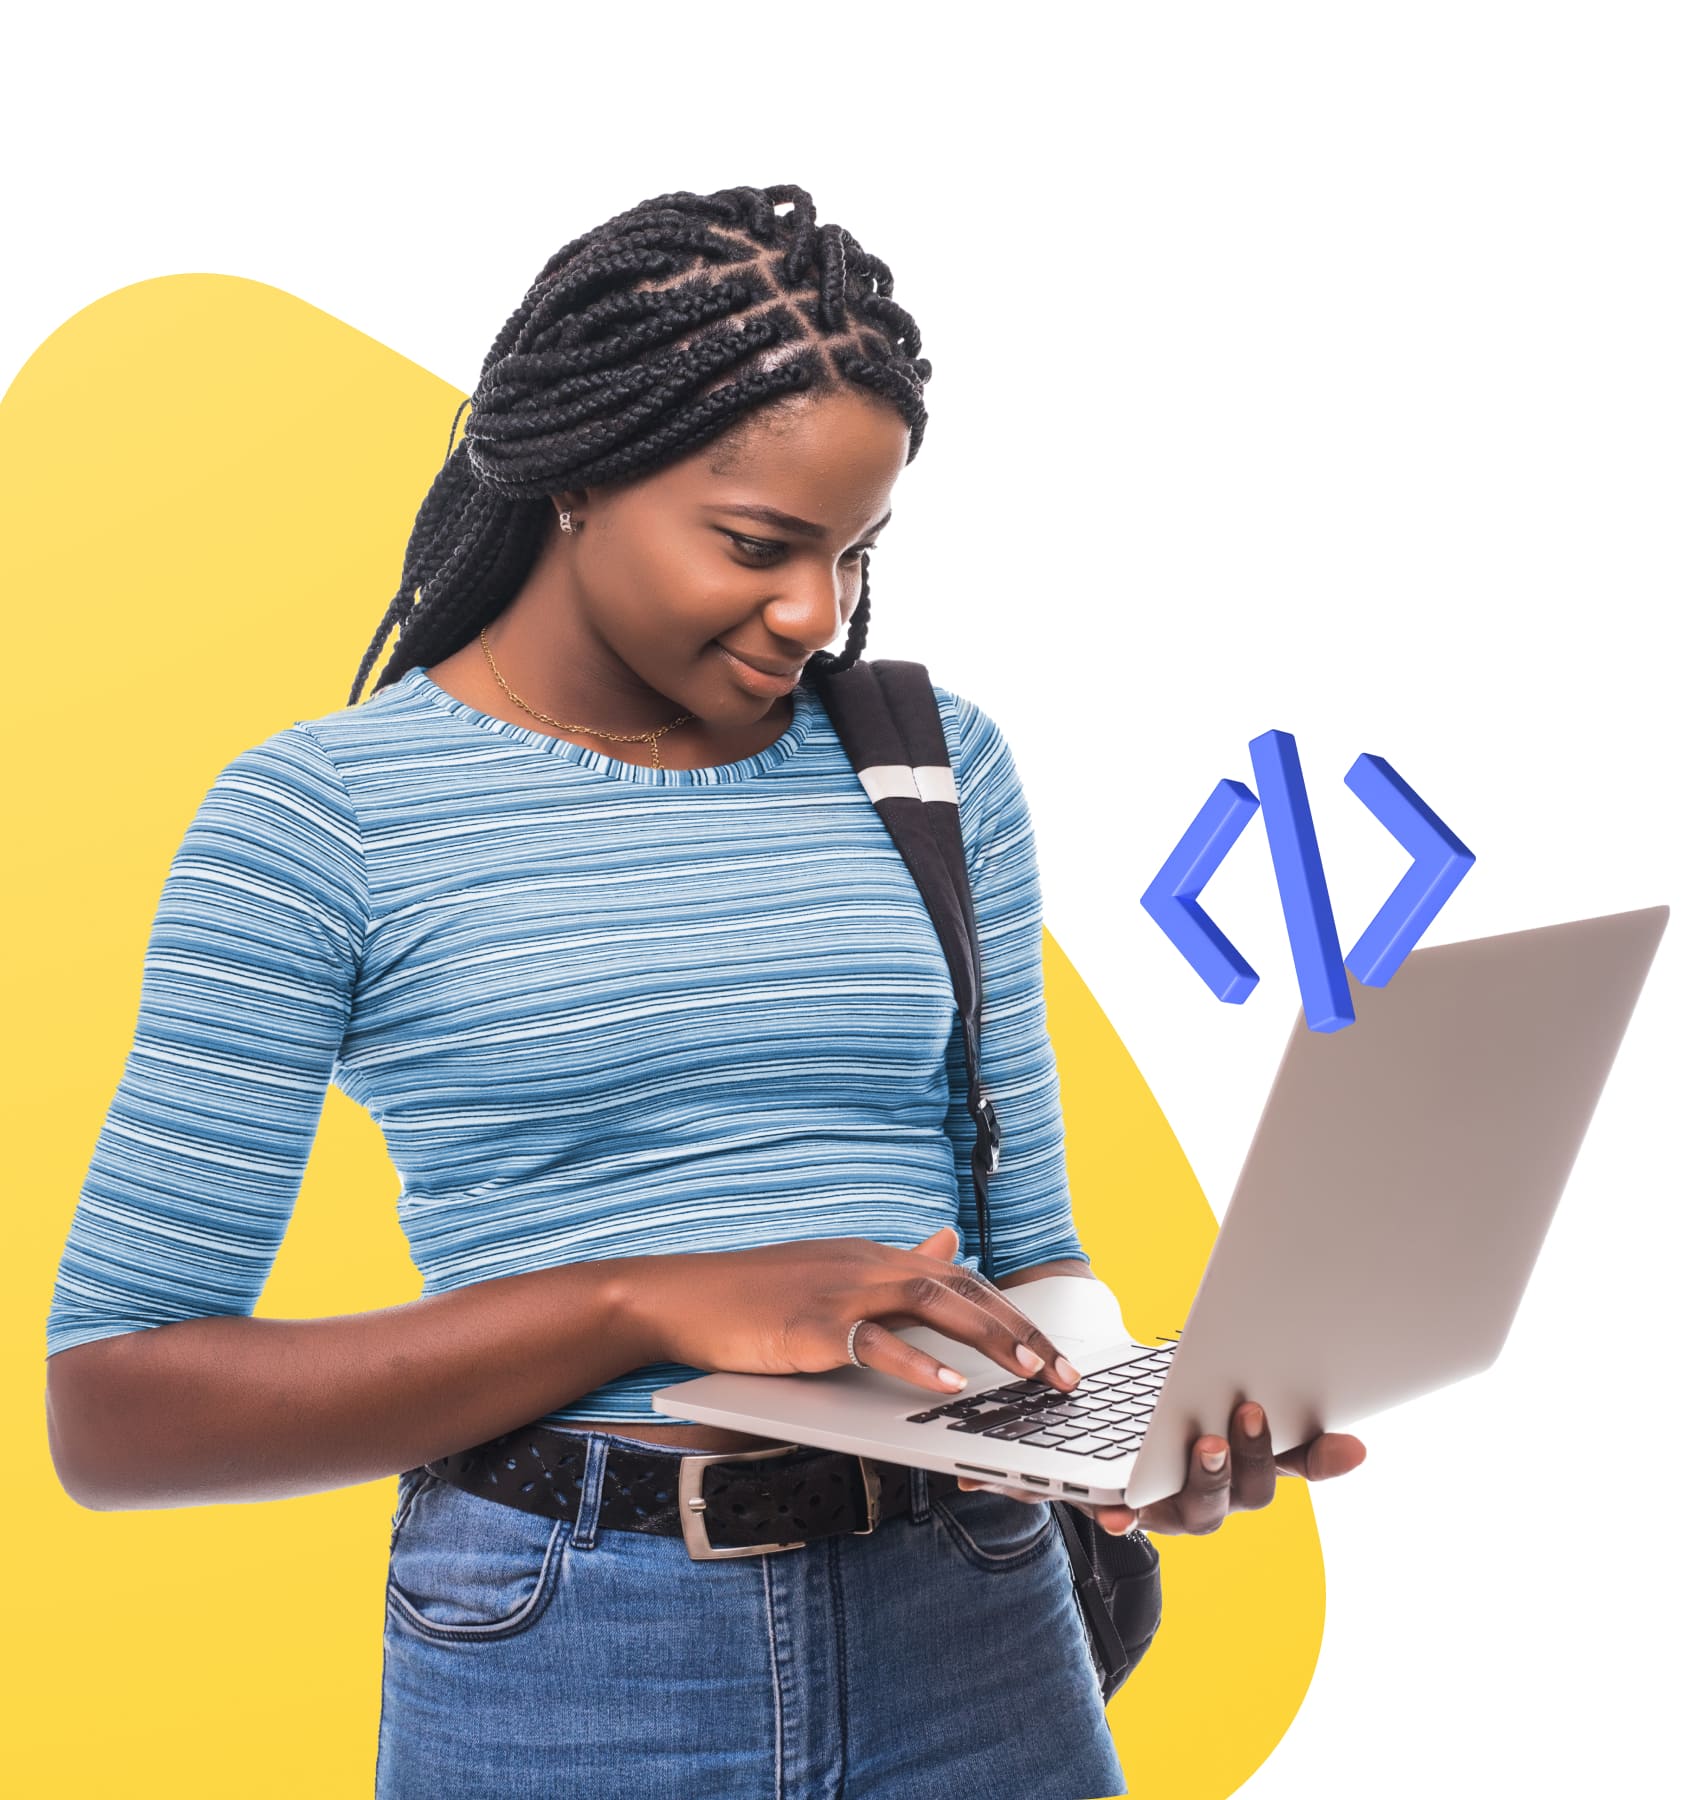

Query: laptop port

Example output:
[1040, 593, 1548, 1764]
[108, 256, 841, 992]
[1021, 1474, 1050, 1487]
[955, 1464, 1007, 1479]
[1063, 1483, 1091, 1496]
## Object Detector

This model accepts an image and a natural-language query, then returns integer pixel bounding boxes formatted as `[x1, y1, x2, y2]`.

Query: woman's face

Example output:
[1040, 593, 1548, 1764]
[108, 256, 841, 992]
[549, 387, 910, 728]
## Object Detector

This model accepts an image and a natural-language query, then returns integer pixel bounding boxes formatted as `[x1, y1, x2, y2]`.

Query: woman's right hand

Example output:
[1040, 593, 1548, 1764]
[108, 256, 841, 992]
[616, 1225, 1083, 1398]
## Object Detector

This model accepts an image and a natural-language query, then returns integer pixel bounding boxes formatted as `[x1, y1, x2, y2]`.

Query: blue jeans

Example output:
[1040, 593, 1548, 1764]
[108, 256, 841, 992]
[376, 1428, 1128, 1799]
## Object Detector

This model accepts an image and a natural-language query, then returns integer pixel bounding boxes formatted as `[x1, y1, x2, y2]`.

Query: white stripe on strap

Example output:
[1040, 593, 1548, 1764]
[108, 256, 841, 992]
[857, 764, 960, 805]
[913, 764, 958, 804]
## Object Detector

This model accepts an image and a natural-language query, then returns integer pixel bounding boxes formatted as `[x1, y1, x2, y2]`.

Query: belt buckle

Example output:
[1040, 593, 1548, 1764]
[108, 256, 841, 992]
[677, 1444, 884, 1560]
[848, 1454, 884, 1536]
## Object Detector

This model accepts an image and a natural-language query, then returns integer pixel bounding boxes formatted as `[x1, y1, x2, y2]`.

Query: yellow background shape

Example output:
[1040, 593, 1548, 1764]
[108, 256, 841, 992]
[3, 274, 1324, 1797]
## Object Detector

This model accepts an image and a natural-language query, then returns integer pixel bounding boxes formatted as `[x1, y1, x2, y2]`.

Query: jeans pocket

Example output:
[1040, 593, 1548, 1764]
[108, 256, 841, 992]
[930, 1484, 1059, 1573]
[386, 1473, 566, 1644]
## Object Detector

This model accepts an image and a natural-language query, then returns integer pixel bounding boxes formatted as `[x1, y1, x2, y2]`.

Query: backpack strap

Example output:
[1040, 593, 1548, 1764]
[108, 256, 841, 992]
[868, 662, 979, 972]
[814, 659, 1003, 1275]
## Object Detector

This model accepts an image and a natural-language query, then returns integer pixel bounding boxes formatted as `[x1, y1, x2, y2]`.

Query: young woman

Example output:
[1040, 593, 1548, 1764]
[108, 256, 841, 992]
[44, 183, 1364, 1798]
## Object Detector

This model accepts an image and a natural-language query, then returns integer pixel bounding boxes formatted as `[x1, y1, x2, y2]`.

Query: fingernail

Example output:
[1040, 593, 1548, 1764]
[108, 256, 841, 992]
[1055, 1356, 1081, 1384]
[1203, 1446, 1227, 1472]
[939, 1367, 967, 1389]
[1244, 1405, 1265, 1435]
[1015, 1345, 1044, 1373]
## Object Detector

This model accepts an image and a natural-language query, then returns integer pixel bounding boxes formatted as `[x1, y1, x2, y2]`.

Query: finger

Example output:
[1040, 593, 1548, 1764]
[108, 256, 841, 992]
[893, 1235, 1078, 1389]
[963, 1271, 1085, 1389]
[877, 1270, 1082, 1393]
[956, 1478, 1048, 1504]
[911, 1225, 960, 1257]
[1171, 1434, 1233, 1534]
[1070, 1499, 1142, 1535]
[896, 1259, 1082, 1390]
[1229, 1401, 1277, 1512]
[1275, 1432, 1368, 1481]
[950, 1265, 1085, 1389]
[847, 1316, 985, 1396]
[1127, 1436, 1232, 1535]
[1132, 1497, 1189, 1535]
[961, 1482, 1143, 1537]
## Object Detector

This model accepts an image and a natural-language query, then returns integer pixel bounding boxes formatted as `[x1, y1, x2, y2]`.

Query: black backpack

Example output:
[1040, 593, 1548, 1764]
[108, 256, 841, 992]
[814, 657, 1163, 1702]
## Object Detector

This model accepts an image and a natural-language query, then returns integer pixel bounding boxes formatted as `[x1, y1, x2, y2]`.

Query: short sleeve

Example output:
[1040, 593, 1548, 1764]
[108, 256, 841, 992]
[43, 724, 368, 1359]
[937, 687, 1090, 1282]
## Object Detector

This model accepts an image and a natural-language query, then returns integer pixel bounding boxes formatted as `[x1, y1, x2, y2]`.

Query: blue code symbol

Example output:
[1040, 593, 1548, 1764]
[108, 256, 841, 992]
[1140, 730, 1474, 1033]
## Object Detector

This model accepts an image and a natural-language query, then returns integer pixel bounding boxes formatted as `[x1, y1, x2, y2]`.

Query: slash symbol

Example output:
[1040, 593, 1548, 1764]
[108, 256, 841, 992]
[1140, 731, 1474, 1032]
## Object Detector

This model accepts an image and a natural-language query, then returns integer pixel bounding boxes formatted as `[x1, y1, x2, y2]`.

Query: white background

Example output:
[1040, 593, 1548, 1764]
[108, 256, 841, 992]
[7, 4, 1698, 1793]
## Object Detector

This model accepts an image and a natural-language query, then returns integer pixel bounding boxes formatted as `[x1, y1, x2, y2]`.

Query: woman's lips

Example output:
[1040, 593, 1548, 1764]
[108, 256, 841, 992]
[715, 642, 803, 696]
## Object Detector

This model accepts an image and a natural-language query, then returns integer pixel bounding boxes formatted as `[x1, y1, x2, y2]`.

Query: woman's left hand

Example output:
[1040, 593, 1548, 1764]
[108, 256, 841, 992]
[955, 1401, 1367, 1536]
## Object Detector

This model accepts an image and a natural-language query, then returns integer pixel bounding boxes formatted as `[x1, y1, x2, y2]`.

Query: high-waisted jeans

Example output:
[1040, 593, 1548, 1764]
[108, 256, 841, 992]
[375, 1427, 1129, 1799]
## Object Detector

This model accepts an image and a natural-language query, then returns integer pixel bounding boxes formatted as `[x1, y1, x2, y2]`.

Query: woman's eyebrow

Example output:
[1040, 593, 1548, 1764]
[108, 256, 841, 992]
[711, 503, 893, 539]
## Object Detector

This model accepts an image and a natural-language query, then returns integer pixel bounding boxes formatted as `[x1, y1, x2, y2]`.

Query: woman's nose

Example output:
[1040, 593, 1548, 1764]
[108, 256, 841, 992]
[763, 560, 854, 654]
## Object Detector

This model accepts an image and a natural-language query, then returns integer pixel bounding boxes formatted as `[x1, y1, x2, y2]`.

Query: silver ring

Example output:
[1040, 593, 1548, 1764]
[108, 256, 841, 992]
[847, 1318, 870, 1368]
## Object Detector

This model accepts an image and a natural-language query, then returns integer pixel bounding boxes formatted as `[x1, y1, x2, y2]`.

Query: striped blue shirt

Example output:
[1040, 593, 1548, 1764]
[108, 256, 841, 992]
[44, 663, 1088, 1421]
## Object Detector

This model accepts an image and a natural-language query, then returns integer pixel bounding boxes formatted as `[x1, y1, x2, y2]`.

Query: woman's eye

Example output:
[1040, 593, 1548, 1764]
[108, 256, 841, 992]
[724, 531, 875, 566]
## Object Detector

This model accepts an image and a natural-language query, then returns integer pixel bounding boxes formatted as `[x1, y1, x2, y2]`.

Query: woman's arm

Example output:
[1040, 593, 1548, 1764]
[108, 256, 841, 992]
[41, 728, 663, 1512]
[939, 688, 1092, 1282]
[45, 1259, 655, 1511]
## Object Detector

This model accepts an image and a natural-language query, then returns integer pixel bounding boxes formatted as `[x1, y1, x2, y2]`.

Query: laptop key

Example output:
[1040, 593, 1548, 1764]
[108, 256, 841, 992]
[946, 1407, 1026, 1433]
[986, 1420, 1049, 1440]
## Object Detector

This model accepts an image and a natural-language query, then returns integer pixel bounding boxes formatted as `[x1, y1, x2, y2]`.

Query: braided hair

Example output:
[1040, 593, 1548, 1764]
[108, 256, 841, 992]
[347, 184, 932, 708]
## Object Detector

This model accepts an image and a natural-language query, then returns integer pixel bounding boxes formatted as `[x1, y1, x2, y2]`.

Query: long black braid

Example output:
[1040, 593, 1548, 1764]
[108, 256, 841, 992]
[347, 184, 932, 708]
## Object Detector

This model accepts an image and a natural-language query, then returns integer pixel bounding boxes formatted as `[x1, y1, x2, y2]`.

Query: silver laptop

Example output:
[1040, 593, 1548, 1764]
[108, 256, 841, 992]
[652, 906, 1669, 1511]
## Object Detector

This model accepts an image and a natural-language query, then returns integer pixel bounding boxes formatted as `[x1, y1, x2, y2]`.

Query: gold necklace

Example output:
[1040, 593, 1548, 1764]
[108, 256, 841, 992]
[479, 628, 695, 769]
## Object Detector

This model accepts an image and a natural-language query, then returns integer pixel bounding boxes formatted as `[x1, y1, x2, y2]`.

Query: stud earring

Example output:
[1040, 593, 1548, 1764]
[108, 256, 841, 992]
[559, 510, 577, 534]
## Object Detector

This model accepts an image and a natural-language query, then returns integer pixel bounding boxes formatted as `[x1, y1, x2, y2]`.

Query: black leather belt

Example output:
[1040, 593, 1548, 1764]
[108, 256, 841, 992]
[424, 1423, 963, 1561]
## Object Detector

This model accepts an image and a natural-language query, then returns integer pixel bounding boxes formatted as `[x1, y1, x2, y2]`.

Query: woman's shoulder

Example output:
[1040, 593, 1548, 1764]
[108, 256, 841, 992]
[914, 678, 1030, 874]
[196, 715, 354, 820]
[177, 687, 396, 905]
[198, 664, 433, 816]
[923, 678, 1018, 788]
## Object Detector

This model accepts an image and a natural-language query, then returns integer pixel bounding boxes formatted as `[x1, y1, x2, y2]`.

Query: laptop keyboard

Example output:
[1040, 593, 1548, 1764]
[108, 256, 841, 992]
[903, 1342, 1178, 1461]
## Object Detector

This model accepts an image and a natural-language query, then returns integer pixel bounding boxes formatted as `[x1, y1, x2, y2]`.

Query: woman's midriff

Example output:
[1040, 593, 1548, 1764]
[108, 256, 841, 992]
[547, 1419, 799, 1454]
